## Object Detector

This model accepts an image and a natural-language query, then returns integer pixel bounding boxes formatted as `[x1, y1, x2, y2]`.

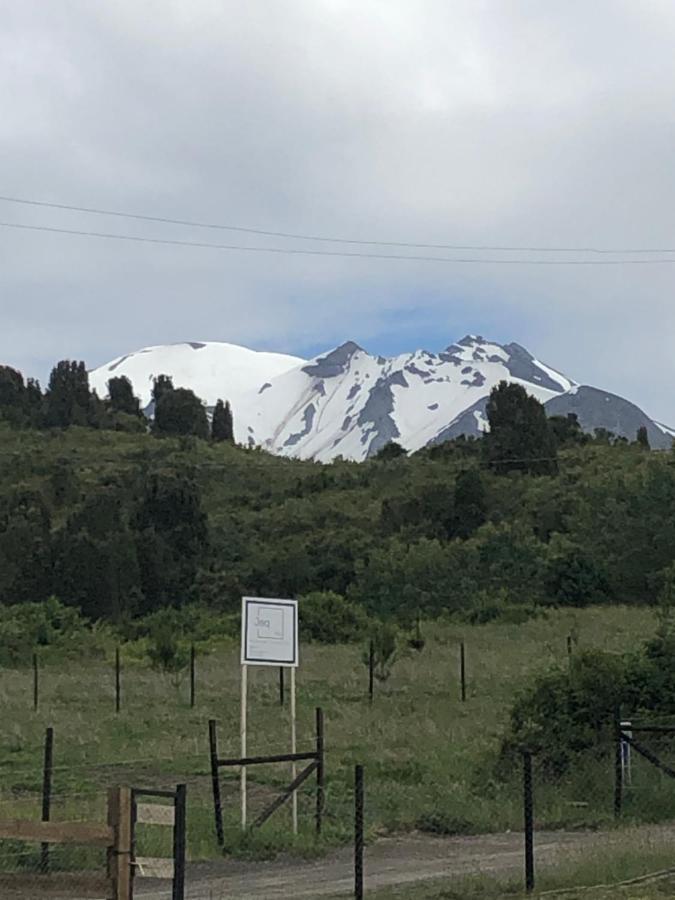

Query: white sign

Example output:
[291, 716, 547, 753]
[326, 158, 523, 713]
[241, 597, 298, 667]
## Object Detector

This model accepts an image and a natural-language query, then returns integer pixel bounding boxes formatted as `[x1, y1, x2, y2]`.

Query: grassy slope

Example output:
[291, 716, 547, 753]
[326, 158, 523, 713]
[0, 607, 662, 869]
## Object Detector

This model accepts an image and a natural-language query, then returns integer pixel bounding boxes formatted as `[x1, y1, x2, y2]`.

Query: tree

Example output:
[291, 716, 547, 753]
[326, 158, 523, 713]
[133, 471, 209, 609]
[44, 361, 91, 427]
[549, 413, 586, 447]
[152, 374, 174, 407]
[154, 387, 209, 439]
[0, 366, 26, 425]
[374, 441, 406, 461]
[636, 426, 650, 450]
[453, 468, 487, 538]
[212, 399, 234, 442]
[485, 381, 557, 475]
[107, 376, 140, 416]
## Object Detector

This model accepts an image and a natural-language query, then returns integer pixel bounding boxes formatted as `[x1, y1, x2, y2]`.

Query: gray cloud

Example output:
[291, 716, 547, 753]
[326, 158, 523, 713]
[1, 0, 674, 423]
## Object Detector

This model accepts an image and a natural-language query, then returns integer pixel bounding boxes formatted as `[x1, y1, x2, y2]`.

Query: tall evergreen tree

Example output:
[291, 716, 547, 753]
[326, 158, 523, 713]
[485, 381, 558, 476]
[453, 468, 487, 538]
[44, 361, 91, 427]
[637, 426, 651, 450]
[154, 387, 209, 439]
[211, 399, 234, 442]
[107, 376, 141, 416]
[152, 375, 174, 408]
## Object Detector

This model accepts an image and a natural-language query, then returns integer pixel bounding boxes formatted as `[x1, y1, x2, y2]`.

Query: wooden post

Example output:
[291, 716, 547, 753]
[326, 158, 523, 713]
[115, 647, 121, 714]
[190, 644, 195, 709]
[33, 652, 39, 712]
[40, 726, 54, 872]
[208, 720, 224, 846]
[460, 641, 466, 702]
[316, 707, 325, 837]
[279, 666, 285, 707]
[614, 713, 623, 819]
[368, 640, 374, 704]
[108, 786, 132, 900]
[241, 663, 248, 830]
[290, 665, 298, 835]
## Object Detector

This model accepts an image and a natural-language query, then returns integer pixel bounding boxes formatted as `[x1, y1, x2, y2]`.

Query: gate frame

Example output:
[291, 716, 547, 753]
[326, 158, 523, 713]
[0, 785, 132, 899]
[208, 706, 325, 844]
[614, 720, 675, 817]
[130, 784, 186, 900]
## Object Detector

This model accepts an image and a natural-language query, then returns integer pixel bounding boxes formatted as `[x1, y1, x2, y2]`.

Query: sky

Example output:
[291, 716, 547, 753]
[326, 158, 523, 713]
[1, 0, 675, 424]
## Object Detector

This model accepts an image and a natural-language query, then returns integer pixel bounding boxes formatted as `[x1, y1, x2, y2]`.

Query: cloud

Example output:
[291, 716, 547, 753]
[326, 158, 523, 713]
[1, 0, 674, 422]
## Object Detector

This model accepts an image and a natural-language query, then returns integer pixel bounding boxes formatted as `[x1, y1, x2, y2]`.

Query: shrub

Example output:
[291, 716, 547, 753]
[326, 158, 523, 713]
[299, 591, 371, 643]
[363, 621, 402, 681]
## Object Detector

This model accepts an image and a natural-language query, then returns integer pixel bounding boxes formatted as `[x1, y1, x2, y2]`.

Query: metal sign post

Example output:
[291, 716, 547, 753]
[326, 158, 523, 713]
[241, 597, 299, 833]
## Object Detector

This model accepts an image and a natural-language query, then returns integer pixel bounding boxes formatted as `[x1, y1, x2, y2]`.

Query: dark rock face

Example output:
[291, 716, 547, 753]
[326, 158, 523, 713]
[502, 343, 566, 393]
[544, 387, 672, 449]
[357, 372, 408, 457]
[302, 341, 363, 378]
[284, 404, 316, 447]
[428, 397, 489, 445]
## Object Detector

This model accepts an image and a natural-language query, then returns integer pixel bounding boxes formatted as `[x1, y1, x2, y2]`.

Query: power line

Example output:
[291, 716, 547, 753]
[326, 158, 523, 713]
[4, 220, 675, 265]
[1, 194, 674, 255]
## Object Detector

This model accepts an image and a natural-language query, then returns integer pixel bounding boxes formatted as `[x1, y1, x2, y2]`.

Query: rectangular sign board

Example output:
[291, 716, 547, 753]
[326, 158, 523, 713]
[241, 597, 298, 667]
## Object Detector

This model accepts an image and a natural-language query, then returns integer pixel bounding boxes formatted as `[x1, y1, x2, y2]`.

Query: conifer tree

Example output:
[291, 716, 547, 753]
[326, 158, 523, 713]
[212, 399, 234, 442]
[485, 381, 557, 476]
[107, 376, 141, 416]
[44, 361, 91, 427]
[637, 426, 650, 450]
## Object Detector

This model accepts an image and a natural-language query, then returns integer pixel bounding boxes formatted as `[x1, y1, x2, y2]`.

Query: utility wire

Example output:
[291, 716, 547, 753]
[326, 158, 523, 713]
[4, 221, 675, 265]
[1, 194, 675, 255]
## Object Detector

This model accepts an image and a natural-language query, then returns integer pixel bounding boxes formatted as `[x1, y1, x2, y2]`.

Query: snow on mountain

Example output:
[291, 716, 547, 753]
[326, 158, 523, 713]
[90, 336, 673, 461]
[89, 341, 304, 413]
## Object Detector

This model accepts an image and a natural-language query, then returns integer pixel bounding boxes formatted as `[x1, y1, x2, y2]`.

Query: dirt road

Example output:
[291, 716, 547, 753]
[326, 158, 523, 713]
[131, 825, 675, 899]
[4, 827, 671, 899]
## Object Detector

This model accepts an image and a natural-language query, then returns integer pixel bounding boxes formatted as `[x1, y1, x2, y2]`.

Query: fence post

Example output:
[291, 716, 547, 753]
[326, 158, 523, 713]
[614, 712, 623, 819]
[33, 652, 39, 712]
[316, 707, 325, 836]
[173, 784, 187, 900]
[368, 641, 374, 704]
[523, 750, 534, 893]
[460, 642, 466, 702]
[115, 647, 121, 714]
[279, 666, 285, 707]
[190, 645, 196, 709]
[108, 786, 132, 900]
[40, 726, 54, 872]
[208, 719, 224, 846]
[354, 764, 364, 900]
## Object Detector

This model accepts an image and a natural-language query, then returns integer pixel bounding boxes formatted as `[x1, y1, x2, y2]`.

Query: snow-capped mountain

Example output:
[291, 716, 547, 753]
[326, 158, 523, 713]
[89, 337, 673, 460]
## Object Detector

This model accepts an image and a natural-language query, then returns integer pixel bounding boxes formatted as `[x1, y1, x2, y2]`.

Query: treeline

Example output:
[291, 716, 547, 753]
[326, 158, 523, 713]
[0, 360, 234, 442]
[0, 360, 672, 625]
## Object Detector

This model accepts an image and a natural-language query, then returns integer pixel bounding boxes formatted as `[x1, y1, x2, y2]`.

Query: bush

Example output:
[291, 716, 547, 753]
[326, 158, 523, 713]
[299, 591, 371, 643]
[0, 596, 105, 666]
[363, 621, 402, 681]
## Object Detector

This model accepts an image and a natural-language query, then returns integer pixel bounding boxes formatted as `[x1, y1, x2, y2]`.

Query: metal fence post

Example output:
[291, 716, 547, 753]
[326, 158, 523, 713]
[33, 652, 39, 712]
[368, 641, 374, 703]
[354, 764, 364, 900]
[173, 784, 187, 900]
[523, 750, 534, 893]
[208, 720, 224, 846]
[316, 707, 325, 836]
[115, 647, 121, 714]
[190, 645, 195, 709]
[614, 713, 623, 819]
[460, 641, 466, 702]
[40, 726, 54, 872]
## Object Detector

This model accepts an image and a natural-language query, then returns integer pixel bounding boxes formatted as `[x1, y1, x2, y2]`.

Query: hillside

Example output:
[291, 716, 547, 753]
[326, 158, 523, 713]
[89, 336, 674, 460]
[0, 420, 674, 624]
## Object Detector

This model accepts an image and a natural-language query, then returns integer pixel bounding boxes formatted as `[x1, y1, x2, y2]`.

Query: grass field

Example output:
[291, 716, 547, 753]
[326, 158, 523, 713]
[0, 605, 672, 890]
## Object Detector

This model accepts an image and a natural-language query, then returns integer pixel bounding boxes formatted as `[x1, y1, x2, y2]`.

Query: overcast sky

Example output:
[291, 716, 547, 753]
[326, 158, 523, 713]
[1, 0, 675, 423]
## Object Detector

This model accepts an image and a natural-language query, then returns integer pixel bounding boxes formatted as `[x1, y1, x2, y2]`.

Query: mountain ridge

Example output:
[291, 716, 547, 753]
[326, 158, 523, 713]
[89, 337, 673, 459]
